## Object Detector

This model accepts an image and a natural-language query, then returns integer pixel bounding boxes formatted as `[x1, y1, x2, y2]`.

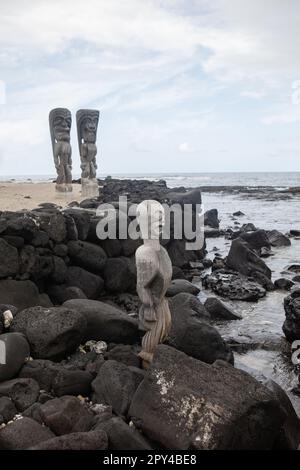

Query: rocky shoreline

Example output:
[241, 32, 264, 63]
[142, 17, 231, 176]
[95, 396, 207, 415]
[0, 177, 300, 450]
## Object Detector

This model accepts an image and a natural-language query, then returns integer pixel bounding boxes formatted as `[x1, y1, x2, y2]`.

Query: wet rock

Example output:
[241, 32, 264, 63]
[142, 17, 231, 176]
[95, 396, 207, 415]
[239, 229, 270, 251]
[92, 361, 144, 416]
[0, 378, 39, 411]
[267, 229, 291, 247]
[66, 266, 104, 299]
[0, 280, 52, 311]
[40, 396, 94, 435]
[100, 177, 168, 204]
[30, 429, 108, 450]
[0, 417, 54, 449]
[287, 264, 300, 273]
[261, 378, 300, 449]
[274, 278, 294, 291]
[226, 238, 272, 289]
[233, 211, 245, 217]
[292, 275, 300, 283]
[167, 239, 200, 268]
[0, 333, 30, 382]
[204, 209, 219, 228]
[103, 257, 136, 293]
[282, 289, 300, 342]
[204, 227, 222, 238]
[261, 247, 274, 258]
[169, 292, 210, 321]
[0, 397, 17, 424]
[166, 279, 200, 297]
[95, 417, 152, 450]
[47, 285, 87, 304]
[203, 270, 266, 301]
[68, 240, 107, 273]
[241, 223, 257, 232]
[129, 345, 284, 450]
[0, 238, 19, 278]
[212, 256, 226, 271]
[204, 297, 242, 320]
[290, 229, 300, 237]
[166, 188, 201, 208]
[11, 306, 87, 360]
[168, 293, 233, 364]
[63, 299, 139, 344]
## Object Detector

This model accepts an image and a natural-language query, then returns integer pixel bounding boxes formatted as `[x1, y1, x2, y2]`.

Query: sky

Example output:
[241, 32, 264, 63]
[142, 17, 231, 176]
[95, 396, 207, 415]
[1, 0, 300, 176]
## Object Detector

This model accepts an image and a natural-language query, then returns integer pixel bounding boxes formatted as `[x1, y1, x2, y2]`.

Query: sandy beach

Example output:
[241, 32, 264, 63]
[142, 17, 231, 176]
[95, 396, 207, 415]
[0, 182, 84, 211]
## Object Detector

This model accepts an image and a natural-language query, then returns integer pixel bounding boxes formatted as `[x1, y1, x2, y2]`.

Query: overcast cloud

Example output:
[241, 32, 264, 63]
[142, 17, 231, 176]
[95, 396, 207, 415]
[0, 0, 300, 176]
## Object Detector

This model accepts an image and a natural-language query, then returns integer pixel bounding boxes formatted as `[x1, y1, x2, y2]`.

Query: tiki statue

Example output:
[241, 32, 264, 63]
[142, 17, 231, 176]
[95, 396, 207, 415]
[135, 200, 172, 368]
[49, 108, 73, 192]
[76, 109, 100, 197]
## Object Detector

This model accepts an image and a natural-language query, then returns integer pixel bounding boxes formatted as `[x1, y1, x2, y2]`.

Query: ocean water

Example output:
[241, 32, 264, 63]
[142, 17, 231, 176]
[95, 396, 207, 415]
[118, 172, 300, 189]
[1, 171, 300, 188]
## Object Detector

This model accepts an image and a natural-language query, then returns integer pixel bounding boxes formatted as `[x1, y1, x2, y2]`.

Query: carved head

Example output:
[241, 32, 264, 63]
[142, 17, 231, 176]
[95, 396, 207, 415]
[136, 200, 165, 240]
[49, 108, 72, 148]
[76, 109, 99, 147]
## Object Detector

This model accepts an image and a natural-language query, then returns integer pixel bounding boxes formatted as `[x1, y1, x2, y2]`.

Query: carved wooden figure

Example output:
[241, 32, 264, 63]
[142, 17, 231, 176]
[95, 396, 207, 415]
[49, 108, 73, 192]
[135, 200, 172, 367]
[76, 109, 99, 198]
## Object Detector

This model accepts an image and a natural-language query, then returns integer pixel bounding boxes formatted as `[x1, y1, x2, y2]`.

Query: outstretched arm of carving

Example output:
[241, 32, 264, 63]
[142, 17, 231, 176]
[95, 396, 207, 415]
[81, 143, 88, 158]
[53, 147, 59, 169]
[136, 247, 159, 307]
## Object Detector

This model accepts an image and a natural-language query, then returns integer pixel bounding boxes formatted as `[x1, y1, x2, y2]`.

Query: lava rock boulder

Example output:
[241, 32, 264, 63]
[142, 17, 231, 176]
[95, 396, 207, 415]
[63, 299, 139, 344]
[282, 289, 300, 342]
[11, 306, 87, 360]
[168, 294, 233, 364]
[129, 345, 284, 450]
[0, 333, 30, 382]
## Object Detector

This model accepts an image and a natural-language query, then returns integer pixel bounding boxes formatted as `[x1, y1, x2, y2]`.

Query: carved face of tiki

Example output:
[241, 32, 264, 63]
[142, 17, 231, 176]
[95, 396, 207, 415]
[49, 108, 72, 143]
[77, 109, 99, 145]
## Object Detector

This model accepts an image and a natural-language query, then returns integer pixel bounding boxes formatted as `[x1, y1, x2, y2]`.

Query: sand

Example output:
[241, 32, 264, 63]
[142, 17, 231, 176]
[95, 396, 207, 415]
[0, 182, 85, 211]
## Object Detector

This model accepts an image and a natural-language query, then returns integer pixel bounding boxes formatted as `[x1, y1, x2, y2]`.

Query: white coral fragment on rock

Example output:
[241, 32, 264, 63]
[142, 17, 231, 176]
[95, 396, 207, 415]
[3, 310, 13, 328]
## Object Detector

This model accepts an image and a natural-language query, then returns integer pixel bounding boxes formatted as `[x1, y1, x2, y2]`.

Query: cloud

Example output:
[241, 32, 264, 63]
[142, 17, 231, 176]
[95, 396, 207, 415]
[0, 0, 300, 174]
[178, 142, 195, 153]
